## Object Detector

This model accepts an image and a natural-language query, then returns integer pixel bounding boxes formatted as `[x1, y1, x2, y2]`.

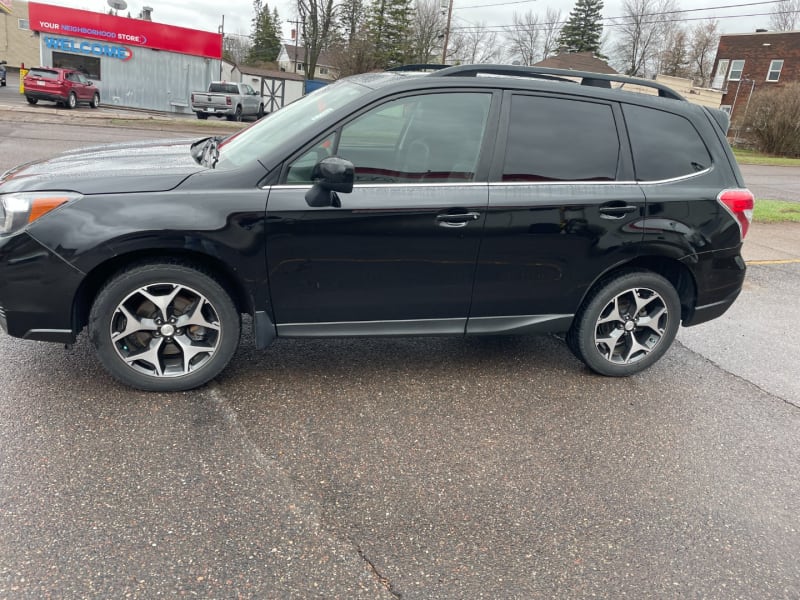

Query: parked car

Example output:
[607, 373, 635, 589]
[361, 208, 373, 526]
[190, 81, 265, 121]
[23, 67, 100, 109]
[0, 60, 6, 87]
[0, 65, 754, 391]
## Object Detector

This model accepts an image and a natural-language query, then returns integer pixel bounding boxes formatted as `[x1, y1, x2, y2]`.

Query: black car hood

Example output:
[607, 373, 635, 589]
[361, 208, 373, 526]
[0, 138, 206, 194]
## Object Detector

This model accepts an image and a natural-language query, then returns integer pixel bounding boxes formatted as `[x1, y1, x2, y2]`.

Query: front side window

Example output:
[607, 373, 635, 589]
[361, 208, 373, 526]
[286, 92, 492, 185]
[767, 59, 784, 82]
[728, 59, 745, 81]
[623, 104, 711, 181]
[502, 95, 619, 182]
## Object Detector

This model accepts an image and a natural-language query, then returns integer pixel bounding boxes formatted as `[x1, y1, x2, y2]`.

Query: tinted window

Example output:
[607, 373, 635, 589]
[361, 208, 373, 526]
[336, 92, 491, 184]
[503, 95, 619, 182]
[29, 69, 59, 80]
[623, 104, 711, 181]
[209, 83, 240, 94]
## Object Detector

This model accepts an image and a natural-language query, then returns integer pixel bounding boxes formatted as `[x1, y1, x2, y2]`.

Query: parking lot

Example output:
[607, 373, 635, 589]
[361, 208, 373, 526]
[0, 100, 799, 598]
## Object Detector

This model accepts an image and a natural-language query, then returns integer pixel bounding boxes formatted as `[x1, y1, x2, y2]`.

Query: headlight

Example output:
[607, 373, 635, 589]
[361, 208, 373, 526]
[0, 192, 82, 235]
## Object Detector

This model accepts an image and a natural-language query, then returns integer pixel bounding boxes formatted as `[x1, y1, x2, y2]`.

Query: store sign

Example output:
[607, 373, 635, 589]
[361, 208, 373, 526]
[45, 36, 133, 61]
[28, 1, 222, 59]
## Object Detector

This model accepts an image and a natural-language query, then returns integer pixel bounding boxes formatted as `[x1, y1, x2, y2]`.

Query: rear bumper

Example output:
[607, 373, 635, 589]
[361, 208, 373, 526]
[681, 246, 746, 326]
[191, 105, 235, 116]
[24, 89, 68, 103]
[0, 232, 84, 343]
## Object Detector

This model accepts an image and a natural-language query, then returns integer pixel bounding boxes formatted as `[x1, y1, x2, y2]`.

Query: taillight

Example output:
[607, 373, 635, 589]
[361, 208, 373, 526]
[226, 96, 232, 106]
[190, 93, 195, 103]
[718, 188, 755, 239]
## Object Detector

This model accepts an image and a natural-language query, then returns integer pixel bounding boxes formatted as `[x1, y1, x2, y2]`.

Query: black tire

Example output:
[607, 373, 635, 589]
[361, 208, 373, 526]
[566, 270, 681, 377]
[256, 104, 264, 119]
[89, 262, 241, 392]
[26, 96, 38, 105]
[196, 112, 208, 120]
[67, 92, 77, 109]
[90, 92, 100, 109]
[227, 105, 242, 122]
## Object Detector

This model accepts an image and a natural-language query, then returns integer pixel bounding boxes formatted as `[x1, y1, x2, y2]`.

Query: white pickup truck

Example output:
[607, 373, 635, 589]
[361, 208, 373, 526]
[190, 81, 265, 121]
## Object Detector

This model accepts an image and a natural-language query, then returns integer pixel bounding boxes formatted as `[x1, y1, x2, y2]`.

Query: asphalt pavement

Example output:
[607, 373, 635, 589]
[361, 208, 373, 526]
[0, 79, 799, 599]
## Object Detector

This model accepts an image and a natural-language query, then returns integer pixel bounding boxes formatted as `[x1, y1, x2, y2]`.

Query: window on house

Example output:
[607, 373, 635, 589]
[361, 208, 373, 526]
[728, 60, 745, 81]
[18, 19, 30, 30]
[767, 59, 784, 82]
[296, 63, 304, 71]
[319, 67, 328, 75]
[712, 59, 729, 89]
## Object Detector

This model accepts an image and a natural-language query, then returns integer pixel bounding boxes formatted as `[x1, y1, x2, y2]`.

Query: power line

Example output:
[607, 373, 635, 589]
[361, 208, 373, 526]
[450, 2, 788, 32]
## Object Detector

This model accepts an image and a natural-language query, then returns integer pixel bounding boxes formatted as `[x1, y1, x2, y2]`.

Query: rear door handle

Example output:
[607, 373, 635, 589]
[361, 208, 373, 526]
[436, 212, 481, 228]
[599, 204, 639, 219]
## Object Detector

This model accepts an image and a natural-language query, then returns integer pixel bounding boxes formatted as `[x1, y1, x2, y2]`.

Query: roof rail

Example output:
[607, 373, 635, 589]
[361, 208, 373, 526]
[431, 64, 685, 101]
[387, 64, 449, 72]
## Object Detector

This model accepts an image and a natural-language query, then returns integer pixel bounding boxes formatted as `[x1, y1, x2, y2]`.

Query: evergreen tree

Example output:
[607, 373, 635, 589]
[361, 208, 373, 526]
[247, 0, 282, 64]
[557, 0, 604, 54]
[366, 0, 414, 68]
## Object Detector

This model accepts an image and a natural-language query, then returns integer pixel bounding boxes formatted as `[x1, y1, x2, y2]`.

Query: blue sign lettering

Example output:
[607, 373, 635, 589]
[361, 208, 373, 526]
[44, 36, 132, 61]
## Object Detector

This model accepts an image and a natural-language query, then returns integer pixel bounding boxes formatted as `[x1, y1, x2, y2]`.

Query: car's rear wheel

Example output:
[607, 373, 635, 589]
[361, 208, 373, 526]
[257, 104, 265, 119]
[89, 262, 241, 392]
[67, 92, 77, 109]
[227, 105, 242, 122]
[196, 112, 208, 120]
[26, 96, 38, 105]
[567, 270, 680, 377]
[90, 92, 100, 109]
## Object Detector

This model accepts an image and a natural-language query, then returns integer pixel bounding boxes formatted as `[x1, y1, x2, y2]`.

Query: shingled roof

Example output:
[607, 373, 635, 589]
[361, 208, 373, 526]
[533, 51, 617, 75]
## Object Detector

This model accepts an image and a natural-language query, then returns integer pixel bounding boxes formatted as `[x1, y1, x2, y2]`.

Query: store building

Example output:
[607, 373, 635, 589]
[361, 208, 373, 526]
[4, 1, 223, 113]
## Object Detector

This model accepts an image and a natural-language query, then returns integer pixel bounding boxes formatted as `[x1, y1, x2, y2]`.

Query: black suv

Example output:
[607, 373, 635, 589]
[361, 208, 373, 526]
[0, 65, 753, 391]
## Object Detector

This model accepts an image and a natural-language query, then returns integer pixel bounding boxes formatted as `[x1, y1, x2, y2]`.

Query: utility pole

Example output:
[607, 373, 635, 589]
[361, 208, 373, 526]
[287, 18, 302, 72]
[441, 0, 454, 64]
[218, 15, 224, 80]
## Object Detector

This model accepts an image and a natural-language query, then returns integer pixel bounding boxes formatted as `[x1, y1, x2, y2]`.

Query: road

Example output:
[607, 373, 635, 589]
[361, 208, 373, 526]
[1, 121, 799, 598]
[741, 164, 800, 203]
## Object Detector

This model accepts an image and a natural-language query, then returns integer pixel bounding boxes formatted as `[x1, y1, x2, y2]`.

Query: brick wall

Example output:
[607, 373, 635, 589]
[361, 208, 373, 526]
[711, 31, 800, 120]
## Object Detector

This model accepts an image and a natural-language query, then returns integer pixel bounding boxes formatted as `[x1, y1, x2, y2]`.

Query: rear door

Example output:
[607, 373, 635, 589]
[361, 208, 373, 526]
[265, 89, 499, 335]
[469, 92, 646, 333]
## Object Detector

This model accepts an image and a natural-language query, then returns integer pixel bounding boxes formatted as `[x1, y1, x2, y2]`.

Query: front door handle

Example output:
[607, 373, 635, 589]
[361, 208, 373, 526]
[436, 212, 481, 228]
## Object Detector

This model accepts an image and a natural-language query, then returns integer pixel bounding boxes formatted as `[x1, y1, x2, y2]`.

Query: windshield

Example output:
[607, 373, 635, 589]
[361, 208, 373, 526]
[216, 80, 371, 170]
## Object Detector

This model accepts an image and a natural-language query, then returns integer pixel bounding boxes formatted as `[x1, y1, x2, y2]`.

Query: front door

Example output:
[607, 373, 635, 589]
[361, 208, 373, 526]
[265, 91, 497, 335]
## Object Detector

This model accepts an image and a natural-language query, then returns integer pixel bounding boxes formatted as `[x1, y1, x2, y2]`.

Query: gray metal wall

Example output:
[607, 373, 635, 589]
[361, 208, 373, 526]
[41, 42, 221, 113]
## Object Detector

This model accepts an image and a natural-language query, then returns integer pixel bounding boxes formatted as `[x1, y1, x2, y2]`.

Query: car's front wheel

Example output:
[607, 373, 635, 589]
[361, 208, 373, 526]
[90, 92, 100, 109]
[89, 262, 241, 392]
[66, 92, 77, 109]
[567, 270, 681, 377]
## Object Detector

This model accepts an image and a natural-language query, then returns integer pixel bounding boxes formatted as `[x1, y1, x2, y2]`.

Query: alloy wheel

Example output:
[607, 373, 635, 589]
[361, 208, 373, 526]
[593, 287, 668, 365]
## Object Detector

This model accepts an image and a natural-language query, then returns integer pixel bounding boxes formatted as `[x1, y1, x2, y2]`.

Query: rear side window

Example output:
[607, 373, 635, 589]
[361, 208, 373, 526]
[29, 69, 59, 80]
[623, 104, 712, 181]
[502, 95, 619, 182]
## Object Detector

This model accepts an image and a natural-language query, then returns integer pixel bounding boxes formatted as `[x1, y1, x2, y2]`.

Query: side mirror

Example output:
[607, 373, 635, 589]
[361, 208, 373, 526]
[305, 157, 354, 207]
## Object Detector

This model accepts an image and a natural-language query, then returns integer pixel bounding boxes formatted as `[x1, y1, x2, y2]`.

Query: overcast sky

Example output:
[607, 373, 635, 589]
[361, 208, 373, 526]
[41, 0, 775, 43]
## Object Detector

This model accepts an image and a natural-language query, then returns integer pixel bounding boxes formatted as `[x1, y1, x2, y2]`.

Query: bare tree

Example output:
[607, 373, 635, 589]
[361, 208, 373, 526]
[541, 7, 563, 60]
[223, 33, 253, 65]
[688, 19, 719, 87]
[452, 22, 500, 63]
[612, 0, 681, 77]
[505, 10, 540, 66]
[659, 25, 689, 78]
[769, 0, 800, 31]
[410, 0, 445, 63]
[299, 0, 337, 80]
[329, 33, 381, 77]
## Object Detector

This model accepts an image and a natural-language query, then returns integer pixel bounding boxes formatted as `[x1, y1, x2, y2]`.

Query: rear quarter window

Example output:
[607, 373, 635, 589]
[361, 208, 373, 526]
[623, 104, 712, 181]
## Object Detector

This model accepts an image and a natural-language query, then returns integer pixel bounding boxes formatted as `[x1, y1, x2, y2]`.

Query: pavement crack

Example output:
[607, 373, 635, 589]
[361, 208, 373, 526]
[357, 547, 402, 599]
[674, 340, 800, 410]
